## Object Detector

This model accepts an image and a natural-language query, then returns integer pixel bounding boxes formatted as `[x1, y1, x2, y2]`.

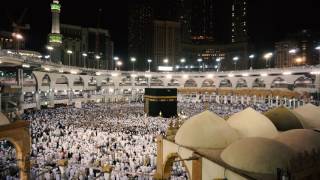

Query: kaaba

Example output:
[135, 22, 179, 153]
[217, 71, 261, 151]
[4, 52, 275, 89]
[144, 88, 177, 118]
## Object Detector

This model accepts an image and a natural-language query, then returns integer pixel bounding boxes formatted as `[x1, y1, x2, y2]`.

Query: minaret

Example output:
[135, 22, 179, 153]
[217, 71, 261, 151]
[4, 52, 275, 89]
[48, 0, 62, 44]
[48, 0, 63, 63]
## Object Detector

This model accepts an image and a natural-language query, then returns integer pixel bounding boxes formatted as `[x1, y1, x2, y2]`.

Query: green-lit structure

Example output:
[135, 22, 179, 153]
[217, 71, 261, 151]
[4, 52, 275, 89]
[48, 0, 63, 63]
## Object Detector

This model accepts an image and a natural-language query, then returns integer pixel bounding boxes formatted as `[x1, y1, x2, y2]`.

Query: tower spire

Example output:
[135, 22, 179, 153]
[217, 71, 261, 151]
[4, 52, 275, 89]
[48, 0, 63, 64]
[48, 0, 62, 44]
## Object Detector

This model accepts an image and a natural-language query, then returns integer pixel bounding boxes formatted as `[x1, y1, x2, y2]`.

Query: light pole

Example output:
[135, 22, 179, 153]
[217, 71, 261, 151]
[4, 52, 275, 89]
[233, 56, 239, 71]
[264, 52, 273, 68]
[315, 46, 320, 64]
[95, 55, 101, 69]
[46, 46, 54, 63]
[288, 48, 297, 67]
[147, 59, 152, 72]
[197, 58, 203, 72]
[116, 61, 123, 71]
[12, 33, 23, 54]
[216, 58, 221, 72]
[82, 53, 87, 68]
[113, 56, 119, 70]
[249, 54, 255, 69]
[130, 57, 136, 71]
[163, 58, 169, 65]
[45, 55, 50, 61]
[295, 57, 303, 66]
[180, 58, 186, 71]
[67, 50, 73, 66]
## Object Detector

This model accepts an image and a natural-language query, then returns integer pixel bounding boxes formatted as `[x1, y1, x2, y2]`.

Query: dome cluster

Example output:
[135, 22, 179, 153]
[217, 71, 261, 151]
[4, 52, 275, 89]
[174, 104, 320, 176]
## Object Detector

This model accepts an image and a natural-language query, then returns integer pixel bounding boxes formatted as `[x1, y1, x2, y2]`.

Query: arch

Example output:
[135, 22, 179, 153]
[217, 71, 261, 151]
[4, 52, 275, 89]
[120, 76, 132, 86]
[55, 75, 69, 85]
[271, 77, 288, 89]
[236, 78, 248, 88]
[135, 76, 148, 86]
[294, 76, 314, 88]
[163, 153, 191, 180]
[252, 78, 266, 88]
[73, 76, 84, 86]
[101, 77, 115, 86]
[88, 77, 97, 86]
[202, 79, 215, 87]
[150, 77, 164, 86]
[0, 121, 30, 180]
[23, 73, 37, 87]
[219, 79, 232, 88]
[41, 74, 51, 87]
[184, 79, 197, 87]
[0, 140, 19, 179]
[168, 79, 180, 86]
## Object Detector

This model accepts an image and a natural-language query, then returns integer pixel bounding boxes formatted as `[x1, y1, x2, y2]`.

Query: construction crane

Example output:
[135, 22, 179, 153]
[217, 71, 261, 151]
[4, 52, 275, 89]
[12, 8, 30, 33]
[6, 8, 30, 51]
[95, 8, 102, 69]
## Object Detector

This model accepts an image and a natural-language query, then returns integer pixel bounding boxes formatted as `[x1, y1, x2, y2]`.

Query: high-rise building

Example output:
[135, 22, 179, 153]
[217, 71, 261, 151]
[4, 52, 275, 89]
[48, 0, 63, 63]
[275, 41, 297, 68]
[60, 24, 114, 70]
[128, 0, 154, 70]
[190, 0, 215, 44]
[178, 0, 192, 43]
[153, 20, 181, 68]
[231, 0, 248, 43]
[181, 42, 249, 71]
[275, 30, 320, 68]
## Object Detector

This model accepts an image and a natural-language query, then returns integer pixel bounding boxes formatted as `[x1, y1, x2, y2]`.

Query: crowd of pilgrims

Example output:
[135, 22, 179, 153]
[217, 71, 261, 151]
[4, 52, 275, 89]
[0, 100, 272, 180]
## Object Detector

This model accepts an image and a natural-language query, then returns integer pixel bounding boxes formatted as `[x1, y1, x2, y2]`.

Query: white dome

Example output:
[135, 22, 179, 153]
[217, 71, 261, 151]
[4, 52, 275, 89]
[275, 129, 320, 153]
[175, 111, 239, 149]
[294, 104, 320, 128]
[221, 137, 294, 175]
[227, 108, 278, 138]
[264, 107, 304, 131]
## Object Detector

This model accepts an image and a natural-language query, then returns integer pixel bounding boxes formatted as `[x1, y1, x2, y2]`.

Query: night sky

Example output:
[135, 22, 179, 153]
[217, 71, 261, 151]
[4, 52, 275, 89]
[1, 0, 320, 59]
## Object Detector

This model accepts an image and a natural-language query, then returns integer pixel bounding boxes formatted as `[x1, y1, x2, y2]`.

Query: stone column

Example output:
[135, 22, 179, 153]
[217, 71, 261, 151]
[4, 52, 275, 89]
[284, 97, 287, 107]
[35, 92, 41, 110]
[293, 98, 296, 108]
[18, 155, 30, 180]
[154, 136, 164, 180]
[49, 90, 54, 107]
[253, 95, 257, 105]
[241, 96, 244, 105]
[276, 96, 279, 107]
[19, 92, 24, 111]
[192, 153, 202, 180]
[268, 96, 272, 106]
